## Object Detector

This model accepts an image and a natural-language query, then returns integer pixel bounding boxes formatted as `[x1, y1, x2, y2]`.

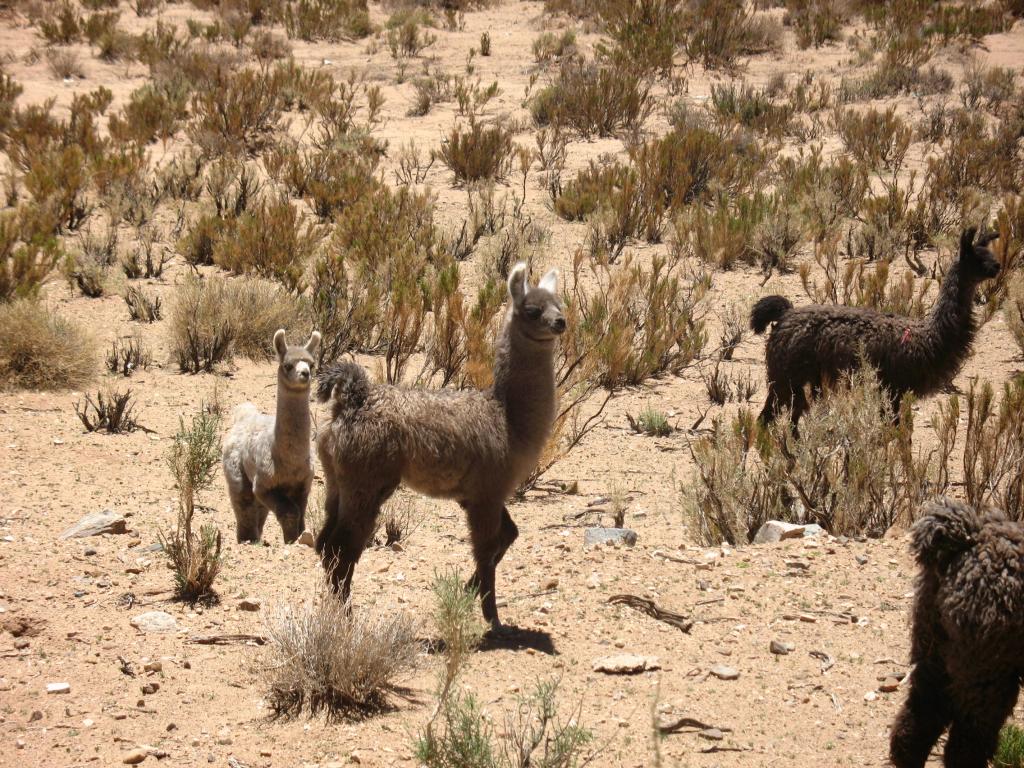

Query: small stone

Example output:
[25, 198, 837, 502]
[699, 728, 724, 741]
[15, 739, 25, 749]
[349, 752, 362, 764]
[864, 691, 878, 702]
[856, 555, 869, 565]
[584, 527, 638, 548]
[709, 665, 739, 681]
[215, 728, 232, 746]
[29, 711, 43, 722]
[879, 678, 901, 693]
[593, 654, 661, 675]
[237, 598, 261, 612]
[84, 548, 97, 556]
[143, 661, 162, 674]
[46, 682, 71, 694]
[14, 638, 29, 650]
[59, 510, 128, 539]
[130, 611, 178, 633]
[542, 577, 559, 590]
[390, 541, 404, 552]
[770, 640, 794, 655]
[166, 723, 177, 732]
[752, 520, 807, 544]
[296, 530, 315, 548]
[0, 678, 10, 691]
[122, 748, 148, 764]
[141, 682, 160, 695]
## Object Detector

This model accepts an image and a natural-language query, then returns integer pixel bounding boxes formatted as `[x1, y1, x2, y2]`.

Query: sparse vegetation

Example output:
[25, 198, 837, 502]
[628, 405, 672, 436]
[106, 335, 151, 377]
[996, 724, 1024, 768]
[75, 388, 141, 433]
[160, 410, 223, 602]
[0, 298, 94, 390]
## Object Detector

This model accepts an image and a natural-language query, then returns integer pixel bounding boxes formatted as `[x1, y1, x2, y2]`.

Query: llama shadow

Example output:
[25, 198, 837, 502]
[424, 626, 557, 656]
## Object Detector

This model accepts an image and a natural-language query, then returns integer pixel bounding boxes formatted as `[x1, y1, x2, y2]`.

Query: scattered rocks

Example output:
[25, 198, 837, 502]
[122, 748, 148, 764]
[709, 665, 739, 681]
[141, 682, 160, 695]
[753, 520, 821, 544]
[46, 682, 71, 694]
[130, 611, 178, 633]
[59, 510, 128, 540]
[879, 678, 901, 693]
[770, 640, 795, 655]
[593, 654, 661, 675]
[237, 598, 261, 612]
[584, 527, 638, 548]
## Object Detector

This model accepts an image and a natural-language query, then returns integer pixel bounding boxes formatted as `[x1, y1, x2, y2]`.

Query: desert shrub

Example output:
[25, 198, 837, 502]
[160, 410, 223, 602]
[266, 141, 381, 219]
[124, 285, 163, 322]
[38, 2, 83, 44]
[958, 379, 1024, 520]
[370, 496, 420, 547]
[121, 226, 170, 279]
[710, 81, 793, 136]
[683, 369, 945, 545]
[833, 105, 911, 173]
[189, 67, 286, 155]
[250, 29, 292, 60]
[996, 724, 1024, 768]
[0, 206, 62, 301]
[532, 30, 577, 63]
[84, 10, 136, 62]
[959, 60, 1017, 112]
[283, 0, 372, 42]
[75, 388, 140, 433]
[386, 11, 436, 57]
[265, 581, 419, 719]
[416, 679, 593, 768]
[439, 120, 514, 184]
[227, 277, 309, 359]
[23, 145, 91, 232]
[170, 276, 237, 373]
[702, 361, 757, 405]
[627, 405, 672, 436]
[682, 0, 781, 70]
[45, 48, 85, 80]
[1005, 278, 1024, 357]
[775, 145, 870, 242]
[784, 0, 844, 48]
[0, 70, 23, 139]
[670, 193, 767, 270]
[109, 80, 189, 145]
[0, 299, 94, 390]
[427, 569, 483, 702]
[597, 0, 685, 77]
[409, 69, 454, 116]
[479, 30, 490, 55]
[106, 335, 151, 377]
[130, 0, 164, 16]
[212, 196, 325, 291]
[312, 185, 439, 379]
[840, 59, 952, 102]
[531, 58, 653, 138]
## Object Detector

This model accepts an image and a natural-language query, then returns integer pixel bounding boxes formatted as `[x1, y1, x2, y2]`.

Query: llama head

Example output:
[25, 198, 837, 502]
[959, 227, 1001, 282]
[273, 329, 321, 391]
[508, 262, 566, 341]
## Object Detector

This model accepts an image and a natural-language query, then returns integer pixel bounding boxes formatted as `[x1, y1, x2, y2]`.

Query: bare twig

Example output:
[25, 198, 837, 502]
[607, 594, 693, 633]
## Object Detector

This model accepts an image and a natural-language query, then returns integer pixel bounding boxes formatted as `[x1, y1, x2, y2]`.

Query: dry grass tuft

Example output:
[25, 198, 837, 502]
[0, 298, 94, 390]
[264, 583, 419, 720]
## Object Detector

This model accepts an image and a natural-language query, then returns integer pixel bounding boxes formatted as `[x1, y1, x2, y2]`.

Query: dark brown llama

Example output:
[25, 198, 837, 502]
[750, 228, 1000, 425]
[314, 263, 565, 633]
[890, 497, 1024, 768]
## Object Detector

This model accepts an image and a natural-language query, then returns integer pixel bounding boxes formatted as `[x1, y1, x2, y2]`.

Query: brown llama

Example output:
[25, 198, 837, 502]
[750, 227, 1000, 425]
[890, 497, 1024, 768]
[314, 263, 565, 633]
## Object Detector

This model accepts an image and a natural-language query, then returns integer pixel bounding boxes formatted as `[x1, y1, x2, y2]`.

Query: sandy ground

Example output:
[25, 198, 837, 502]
[1, 1, 1023, 766]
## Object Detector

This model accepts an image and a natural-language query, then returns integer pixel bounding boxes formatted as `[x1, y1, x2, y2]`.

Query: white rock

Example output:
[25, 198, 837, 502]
[59, 510, 128, 539]
[46, 682, 71, 694]
[584, 527, 638, 548]
[752, 520, 807, 544]
[709, 665, 739, 681]
[130, 611, 178, 633]
[593, 654, 661, 675]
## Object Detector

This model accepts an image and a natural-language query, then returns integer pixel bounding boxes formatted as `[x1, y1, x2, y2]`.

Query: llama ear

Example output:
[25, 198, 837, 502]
[508, 262, 528, 305]
[273, 328, 288, 359]
[977, 229, 999, 247]
[306, 331, 321, 356]
[960, 227, 978, 256]
[538, 268, 558, 294]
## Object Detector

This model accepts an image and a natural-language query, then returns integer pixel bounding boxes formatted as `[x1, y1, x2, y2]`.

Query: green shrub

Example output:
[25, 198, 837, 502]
[833, 105, 911, 173]
[109, 80, 189, 145]
[0, 206, 62, 301]
[682, 0, 781, 70]
[785, 0, 844, 48]
[996, 723, 1024, 768]
[283, 0, 372, 42]
[189, 67, 286, 155]
[440, 120, 514, 184]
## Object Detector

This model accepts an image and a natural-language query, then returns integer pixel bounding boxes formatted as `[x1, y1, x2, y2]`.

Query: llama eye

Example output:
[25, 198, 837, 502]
[524, 306, 541, 319]
[284, 363, 294, 372]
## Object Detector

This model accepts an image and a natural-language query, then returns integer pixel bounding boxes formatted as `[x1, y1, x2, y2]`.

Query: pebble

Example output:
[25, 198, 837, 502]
[130, 611, 178, 633]
[770, 640, 794, 655]
[856, 555, 869, 565]
[14, 639, 29, 650]
[710, 665, 739, 681]
[29, 711, 42, 722]
[238, 598, 261, 612]
[141, 682, 160, 695]
[584, 527, 638, 548]
[879, 678, 901, 693]
[864, 691, 879, 702]
[296, 531, 315, 548]
[59, 510, 128, 539]
[542, 577, 559, 590]
[122, 748, 148, 764]
[15, 739, 25, 749]
[46, 682, 71, 694]
[143, 661, 162, 674]
[699, 728, 724, 741]
[216, 728, 232, 746]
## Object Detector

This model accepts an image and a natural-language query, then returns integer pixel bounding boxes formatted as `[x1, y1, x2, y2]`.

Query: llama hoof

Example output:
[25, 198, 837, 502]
[485, 621, 520, 639]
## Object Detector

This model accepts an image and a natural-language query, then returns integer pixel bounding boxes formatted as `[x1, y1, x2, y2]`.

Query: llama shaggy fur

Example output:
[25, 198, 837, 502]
[890, 497, 1024, 768]
[315, 263, 565, 631]
[750, 228, 1000, 425]
[222, 329, 321, 544]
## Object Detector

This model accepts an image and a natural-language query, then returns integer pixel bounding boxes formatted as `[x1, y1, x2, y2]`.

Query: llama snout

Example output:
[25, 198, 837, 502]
[552, 316, 566, 334]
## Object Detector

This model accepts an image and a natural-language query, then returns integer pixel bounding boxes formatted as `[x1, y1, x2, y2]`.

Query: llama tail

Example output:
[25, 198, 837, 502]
[750, 296, 793, 334]
[316, 361, 371, 413]
[910, 497, 981, 569]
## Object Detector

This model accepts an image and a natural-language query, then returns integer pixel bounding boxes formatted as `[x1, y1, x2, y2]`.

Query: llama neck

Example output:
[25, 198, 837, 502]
[492, 319, 557, 447]
[923, 258, 980, 364]
[273, 385, 310, 464]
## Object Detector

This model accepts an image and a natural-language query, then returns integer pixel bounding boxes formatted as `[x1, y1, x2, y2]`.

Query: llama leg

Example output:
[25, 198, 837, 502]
[943, 677, 1017, 768]
[228, 469, 269, 543]
[758, 384, 781, 426]
[465, 502, 511, 632]
[320, 482, 397, 602]
[257, 483, 307, 544]
[889, 660, 952, 768]
[492, 507, 519, 568]
[789, 386, 809, 426]
[315, 454, 340, 554]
